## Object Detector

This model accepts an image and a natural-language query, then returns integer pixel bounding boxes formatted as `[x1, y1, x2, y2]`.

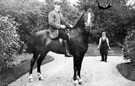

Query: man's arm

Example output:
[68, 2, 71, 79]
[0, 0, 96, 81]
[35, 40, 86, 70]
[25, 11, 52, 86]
[97, 37, 102, 49]
[60, 13, 73, 28]
[48, 12, 61, 29]
[106, 38, 111, 49]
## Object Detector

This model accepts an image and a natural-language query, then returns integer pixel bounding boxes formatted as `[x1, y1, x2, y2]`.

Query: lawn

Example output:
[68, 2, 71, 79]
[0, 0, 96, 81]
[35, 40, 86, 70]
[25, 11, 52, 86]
[0, 54, 54, 86]
[117, 62, 135, 81]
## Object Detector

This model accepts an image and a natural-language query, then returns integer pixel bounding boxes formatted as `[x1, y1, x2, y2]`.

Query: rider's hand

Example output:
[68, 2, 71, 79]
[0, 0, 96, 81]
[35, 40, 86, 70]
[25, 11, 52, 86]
[60, 25, 66, 29]
[69, 24, 73, 28]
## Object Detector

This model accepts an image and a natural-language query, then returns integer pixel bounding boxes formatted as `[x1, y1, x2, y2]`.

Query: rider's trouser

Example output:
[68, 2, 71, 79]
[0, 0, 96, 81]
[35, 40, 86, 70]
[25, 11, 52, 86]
[58, 29, 69, 41]
[58, 29, 71, 56]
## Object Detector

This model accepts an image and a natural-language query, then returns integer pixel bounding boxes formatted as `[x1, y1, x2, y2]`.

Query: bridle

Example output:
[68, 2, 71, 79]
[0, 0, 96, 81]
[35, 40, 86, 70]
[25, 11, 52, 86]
[71, 11, 93, 38]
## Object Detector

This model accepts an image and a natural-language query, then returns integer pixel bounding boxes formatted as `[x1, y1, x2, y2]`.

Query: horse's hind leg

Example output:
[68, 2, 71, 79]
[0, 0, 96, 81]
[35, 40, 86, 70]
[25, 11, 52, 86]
[29, 52, 39, 82]
[37, 51, 48, 80]
[73, 55, 84, 85]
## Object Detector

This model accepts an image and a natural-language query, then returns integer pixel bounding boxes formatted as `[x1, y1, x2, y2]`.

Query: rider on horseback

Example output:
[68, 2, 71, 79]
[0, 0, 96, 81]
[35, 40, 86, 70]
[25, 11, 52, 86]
[48, 0, 73, 57]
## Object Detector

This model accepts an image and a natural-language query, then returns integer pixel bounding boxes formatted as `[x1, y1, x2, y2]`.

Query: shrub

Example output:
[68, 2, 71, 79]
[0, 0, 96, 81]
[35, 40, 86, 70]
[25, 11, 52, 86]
[123, 29, 135, 62]
[0, 15, 21, 69]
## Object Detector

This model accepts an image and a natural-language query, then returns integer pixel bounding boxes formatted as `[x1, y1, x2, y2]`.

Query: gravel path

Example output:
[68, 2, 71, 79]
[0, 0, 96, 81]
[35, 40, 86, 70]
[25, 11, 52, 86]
[8, 52, 135, 86]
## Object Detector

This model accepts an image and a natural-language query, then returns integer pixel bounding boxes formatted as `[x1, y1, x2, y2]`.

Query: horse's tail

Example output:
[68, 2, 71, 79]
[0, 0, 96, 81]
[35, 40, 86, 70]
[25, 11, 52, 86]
[24, 35, 35, 54]
[24, 38, 36, 54]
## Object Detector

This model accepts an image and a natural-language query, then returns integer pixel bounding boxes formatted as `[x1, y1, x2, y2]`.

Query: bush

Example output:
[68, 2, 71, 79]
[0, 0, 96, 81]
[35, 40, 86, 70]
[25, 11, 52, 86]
[0, 15, 21, 69]
[123, 29, 135, 62]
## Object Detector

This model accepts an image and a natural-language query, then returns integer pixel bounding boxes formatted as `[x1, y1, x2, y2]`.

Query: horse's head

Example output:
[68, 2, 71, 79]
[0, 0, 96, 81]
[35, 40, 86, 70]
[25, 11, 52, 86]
[83, 8, 94, 32]
[73, 8, 94, 34]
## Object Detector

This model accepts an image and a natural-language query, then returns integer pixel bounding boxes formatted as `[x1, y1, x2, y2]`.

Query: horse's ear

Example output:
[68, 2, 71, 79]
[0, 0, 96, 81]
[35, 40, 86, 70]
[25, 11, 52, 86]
[84, 4, 90, 11]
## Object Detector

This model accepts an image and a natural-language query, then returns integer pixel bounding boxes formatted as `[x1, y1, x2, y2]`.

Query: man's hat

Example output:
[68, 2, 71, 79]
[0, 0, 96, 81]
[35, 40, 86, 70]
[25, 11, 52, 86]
[54, 0, 62, 5]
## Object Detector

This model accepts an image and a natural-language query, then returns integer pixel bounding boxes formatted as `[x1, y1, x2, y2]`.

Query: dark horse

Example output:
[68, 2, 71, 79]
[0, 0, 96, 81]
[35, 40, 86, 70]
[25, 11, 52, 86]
[28, 9, 92, 85]
[28, 1, 112, 85]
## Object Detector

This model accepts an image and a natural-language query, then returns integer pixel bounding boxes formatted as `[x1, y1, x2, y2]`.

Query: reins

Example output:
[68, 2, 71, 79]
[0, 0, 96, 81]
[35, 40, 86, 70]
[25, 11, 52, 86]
[70, 27, 87, 38]
[70, 11, 87, 38]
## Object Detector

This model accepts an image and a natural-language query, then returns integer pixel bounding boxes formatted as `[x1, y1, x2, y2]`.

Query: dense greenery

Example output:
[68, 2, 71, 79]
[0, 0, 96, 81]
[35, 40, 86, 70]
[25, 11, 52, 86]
[122, 4, 135, 63]
[0, 0, 44, 69]
[123, 29, 135, 62]
[0, 15, 21, 69]
[78, 0, 135, 63]
[76, 0, 135, 46]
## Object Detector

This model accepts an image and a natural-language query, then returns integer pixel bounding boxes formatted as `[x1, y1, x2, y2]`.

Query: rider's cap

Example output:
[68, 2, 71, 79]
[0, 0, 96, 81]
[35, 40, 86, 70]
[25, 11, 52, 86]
[54, 0, 62, 5]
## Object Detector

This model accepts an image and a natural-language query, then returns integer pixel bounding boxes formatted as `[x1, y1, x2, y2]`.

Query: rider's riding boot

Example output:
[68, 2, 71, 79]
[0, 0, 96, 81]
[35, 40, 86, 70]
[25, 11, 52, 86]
[64, 41, 72, 57]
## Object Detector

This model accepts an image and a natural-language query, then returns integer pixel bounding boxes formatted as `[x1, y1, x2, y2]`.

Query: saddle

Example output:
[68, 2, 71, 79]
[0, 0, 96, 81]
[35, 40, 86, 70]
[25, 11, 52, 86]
[48, 29, 65, 46]
[49, 28, 79, 39]
[48, 28, 79, 46]
[49, 29, 59, 39]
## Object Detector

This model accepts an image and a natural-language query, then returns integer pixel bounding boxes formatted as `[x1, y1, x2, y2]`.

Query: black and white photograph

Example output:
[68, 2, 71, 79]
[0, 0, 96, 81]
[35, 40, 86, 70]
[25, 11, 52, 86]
[0, 0, 135, 86]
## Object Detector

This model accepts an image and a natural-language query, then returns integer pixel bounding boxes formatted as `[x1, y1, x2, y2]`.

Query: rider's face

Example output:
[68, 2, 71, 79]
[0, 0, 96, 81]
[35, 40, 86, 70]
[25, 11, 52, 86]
[54, 4, 61, 11]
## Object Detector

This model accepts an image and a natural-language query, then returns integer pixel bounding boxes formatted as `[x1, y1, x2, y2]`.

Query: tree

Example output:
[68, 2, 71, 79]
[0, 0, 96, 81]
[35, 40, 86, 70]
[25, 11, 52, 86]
[61, 0, 80, 25]
[76, 0, 135, 46]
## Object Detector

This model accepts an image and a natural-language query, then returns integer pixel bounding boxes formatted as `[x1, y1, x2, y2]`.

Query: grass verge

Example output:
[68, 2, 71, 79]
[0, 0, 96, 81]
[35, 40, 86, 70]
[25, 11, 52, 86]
[117, 62, 135, 81]
[0, 54, 54, 86]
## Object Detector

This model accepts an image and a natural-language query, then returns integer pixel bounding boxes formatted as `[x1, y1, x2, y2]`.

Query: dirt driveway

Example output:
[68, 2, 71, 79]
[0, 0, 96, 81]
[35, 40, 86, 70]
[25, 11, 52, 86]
[8, 52, 135, 86]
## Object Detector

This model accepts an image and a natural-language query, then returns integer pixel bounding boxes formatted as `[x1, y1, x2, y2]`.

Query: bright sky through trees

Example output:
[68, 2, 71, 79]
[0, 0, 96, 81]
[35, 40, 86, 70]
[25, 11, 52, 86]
[38, 0, 135, 5]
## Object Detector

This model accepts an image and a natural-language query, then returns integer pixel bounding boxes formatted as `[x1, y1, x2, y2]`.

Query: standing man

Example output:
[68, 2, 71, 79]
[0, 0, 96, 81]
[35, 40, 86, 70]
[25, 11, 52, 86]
[97, 32, 111, 62]
[48, 0, 73, 57]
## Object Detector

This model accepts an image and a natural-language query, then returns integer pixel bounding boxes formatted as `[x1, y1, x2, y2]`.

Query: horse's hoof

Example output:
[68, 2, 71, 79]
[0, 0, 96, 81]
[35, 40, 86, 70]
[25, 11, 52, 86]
[74, 83, 78, 86]
[76, 76, 83, 85]
[78, 79, 83, 85]
[29, 78, 34, 82]
[37, 73, 44, 81]
[74, 80, 78, 86]
[29, 74, 34, 82]
[78, 81, 83, 85]
[39, 77, 44, 81]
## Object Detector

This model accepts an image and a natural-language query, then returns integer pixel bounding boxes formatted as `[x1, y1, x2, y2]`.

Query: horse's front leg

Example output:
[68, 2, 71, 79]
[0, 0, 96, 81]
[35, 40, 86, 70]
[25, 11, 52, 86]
[73, 66, 77, 80]
[77, 54, 84, 85]
[73, 56, 79, 86]
[77, 65, 83, 85]
[77, 67, 83, 85]
[73, 66, 78, 86]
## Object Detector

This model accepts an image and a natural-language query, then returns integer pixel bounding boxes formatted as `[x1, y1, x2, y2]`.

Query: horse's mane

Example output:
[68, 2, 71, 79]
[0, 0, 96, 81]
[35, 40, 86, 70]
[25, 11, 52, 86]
[73, 11, 86, 28]
[70, 11, 86, 38]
